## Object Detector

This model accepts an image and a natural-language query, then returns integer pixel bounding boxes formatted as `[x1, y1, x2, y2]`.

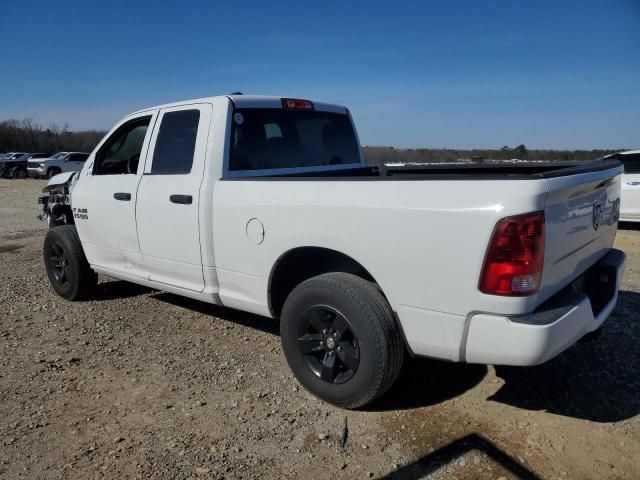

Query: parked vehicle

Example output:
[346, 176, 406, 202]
[27, 152, 89, 178]
[1, 153, 33, 176]
[28, 153, 60, 178]
[603, 150, 640, 222]
[38, 95, 625, 408]
[1, 152, 50, 178]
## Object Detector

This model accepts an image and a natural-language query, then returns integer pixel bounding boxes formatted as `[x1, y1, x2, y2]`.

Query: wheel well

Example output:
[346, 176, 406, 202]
[268, 247, 376, 317]
[49, 204, 74, 227]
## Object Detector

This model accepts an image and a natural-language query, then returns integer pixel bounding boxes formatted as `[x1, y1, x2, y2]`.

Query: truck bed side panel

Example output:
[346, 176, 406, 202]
[212, 179, 548, 359]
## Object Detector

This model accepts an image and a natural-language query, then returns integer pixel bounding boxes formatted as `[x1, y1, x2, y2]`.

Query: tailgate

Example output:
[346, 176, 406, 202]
[539, 165, 623, 303]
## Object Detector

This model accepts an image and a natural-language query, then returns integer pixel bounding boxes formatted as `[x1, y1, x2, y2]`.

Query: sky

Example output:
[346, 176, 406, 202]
[1, 0, 639, 150]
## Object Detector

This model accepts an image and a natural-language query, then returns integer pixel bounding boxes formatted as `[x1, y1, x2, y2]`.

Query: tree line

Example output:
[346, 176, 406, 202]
[362, 144, 622, 165]
[0, 118, 105, 154]
[1, 117, 624, 162]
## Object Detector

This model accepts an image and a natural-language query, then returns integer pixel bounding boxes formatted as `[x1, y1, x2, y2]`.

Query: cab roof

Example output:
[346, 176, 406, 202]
[131, 95, 348, 116]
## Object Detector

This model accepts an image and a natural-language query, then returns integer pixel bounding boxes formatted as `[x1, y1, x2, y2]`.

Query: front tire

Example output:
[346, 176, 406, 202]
[43, 225, 97, 300]
[280, 273, 404, 409]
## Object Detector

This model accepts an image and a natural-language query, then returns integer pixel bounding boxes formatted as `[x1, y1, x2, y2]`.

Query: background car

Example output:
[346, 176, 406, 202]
[606, 150, 640, 222]
[27, 152, 67, 178]
[29, 152, 89, 179]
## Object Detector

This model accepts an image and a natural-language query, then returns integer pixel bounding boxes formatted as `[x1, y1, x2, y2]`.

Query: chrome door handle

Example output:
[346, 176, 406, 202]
[627, 181, 640, 186]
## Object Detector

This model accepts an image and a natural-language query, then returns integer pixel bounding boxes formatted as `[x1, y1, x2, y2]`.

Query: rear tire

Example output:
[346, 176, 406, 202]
[280, 272, 404, 409]
[43, 225, 97, 300]
[47, 167, 62, 179]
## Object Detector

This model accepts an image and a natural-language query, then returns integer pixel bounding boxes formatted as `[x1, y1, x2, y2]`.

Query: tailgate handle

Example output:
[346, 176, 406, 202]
[170, 194, 193, 205]
[113, 192, 131, 201]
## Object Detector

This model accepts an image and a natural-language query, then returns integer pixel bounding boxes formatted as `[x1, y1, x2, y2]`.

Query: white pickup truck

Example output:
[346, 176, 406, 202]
[39, 94, 625, 408]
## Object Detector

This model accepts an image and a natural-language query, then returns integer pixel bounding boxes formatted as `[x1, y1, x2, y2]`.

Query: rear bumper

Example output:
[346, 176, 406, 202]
[464, 249, 626, 366]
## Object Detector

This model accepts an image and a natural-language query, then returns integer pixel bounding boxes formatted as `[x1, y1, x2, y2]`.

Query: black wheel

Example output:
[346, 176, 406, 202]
[12, 166, 27, 179]
[280, 273, 404, 408]
[43, 225, 97, 300]
[47, 167, 62, 179]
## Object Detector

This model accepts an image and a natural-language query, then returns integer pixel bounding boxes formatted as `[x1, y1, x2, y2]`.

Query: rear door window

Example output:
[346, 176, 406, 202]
[150, 109, 200, 174]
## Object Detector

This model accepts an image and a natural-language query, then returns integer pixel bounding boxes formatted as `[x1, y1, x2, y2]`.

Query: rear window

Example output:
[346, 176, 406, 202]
[229, 109, 360, 171]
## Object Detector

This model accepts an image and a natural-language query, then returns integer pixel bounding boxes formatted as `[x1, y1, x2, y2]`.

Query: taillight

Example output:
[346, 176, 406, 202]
[479, 211, 545, 296]
[281, 98, 314, 110]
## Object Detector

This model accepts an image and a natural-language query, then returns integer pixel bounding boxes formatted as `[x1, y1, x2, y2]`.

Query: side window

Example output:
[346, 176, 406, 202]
[73, 154, 89, 162]
[150, 109, 200, 174]
[623, 154, 640, 174]
[94, 116, 151, 175]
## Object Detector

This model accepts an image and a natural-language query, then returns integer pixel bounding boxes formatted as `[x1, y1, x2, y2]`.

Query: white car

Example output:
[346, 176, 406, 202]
[605, 150, 640, 222]
[28, 152, 89, 179]
[38, 94, 625, 408]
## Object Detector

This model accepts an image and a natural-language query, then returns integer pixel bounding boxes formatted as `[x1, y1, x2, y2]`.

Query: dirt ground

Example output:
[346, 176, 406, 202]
[0, 178, 639, 480]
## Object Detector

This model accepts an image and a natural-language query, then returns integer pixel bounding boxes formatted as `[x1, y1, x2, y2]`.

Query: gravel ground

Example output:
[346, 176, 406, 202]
[0, 178, 639, 480]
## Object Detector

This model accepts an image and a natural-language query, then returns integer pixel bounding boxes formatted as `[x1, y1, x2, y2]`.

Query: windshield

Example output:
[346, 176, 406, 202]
[229, 108, 361, 172]
[51, 152, 67, 160]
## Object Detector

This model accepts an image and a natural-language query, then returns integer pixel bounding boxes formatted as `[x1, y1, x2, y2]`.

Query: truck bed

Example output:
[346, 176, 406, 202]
[244, 158, 621, 180]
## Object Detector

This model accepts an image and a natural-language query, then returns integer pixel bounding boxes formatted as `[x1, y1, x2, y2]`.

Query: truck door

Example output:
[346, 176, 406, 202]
[135, 103, 212, 292]
[72, 111, 157, 278]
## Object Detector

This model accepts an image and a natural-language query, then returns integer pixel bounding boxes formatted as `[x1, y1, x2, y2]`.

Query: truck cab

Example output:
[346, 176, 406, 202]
[67, 96, 362, 296]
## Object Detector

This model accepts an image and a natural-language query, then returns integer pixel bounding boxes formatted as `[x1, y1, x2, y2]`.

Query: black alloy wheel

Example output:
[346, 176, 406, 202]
[298, 305, 360, 384]
[43, 225, 97, 300]
[48, 240, 71, 288]
[280, 272, 404, 408]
